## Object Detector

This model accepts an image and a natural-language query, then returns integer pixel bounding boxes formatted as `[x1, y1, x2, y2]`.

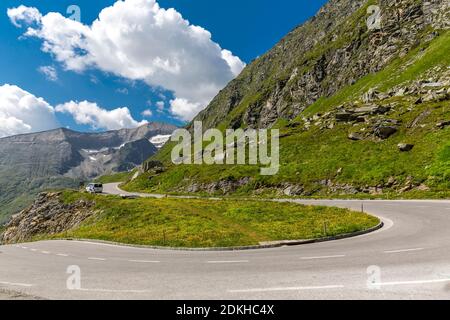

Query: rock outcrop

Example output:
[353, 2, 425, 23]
[0, 192, 96, 244]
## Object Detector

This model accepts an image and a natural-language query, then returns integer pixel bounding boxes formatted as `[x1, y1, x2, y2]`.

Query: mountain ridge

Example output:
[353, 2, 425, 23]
[0, 122, 177, 222]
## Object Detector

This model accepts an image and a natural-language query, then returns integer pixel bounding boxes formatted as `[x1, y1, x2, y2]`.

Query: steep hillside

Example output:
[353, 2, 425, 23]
[125, 0, 450, 198]
[0, 123, 176, 222]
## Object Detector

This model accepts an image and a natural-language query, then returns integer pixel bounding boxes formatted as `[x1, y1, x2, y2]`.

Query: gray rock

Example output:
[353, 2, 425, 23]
[398, 143, 414, 152]
[348, 132, 364, 141]
[335, 112, 356, 122]
[375, 126, 398, 139]
[437, 120, 450, 129]
[1, 192, 96, 244]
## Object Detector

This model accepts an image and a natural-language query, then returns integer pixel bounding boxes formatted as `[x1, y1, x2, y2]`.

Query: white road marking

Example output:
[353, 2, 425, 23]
[30, 249, 37, 252]
[21, 247, 28, 249]
[41, 251, 51, 254]
[300, 255, 346, 260]
[75, 288, 152, 293]
[57, 254, 69, 257]
[228, 285, 344, 293]
[0, 281, 33, 287]
[207, 260, 249, 264]
[88, 257, 106, 261]
[374, 278, 450, 287]
[128, 260, 160, 263]
[384, 248, 424, 254]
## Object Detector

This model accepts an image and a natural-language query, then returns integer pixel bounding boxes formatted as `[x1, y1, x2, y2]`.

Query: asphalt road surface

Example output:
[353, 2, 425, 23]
[0, 183, 449, 299]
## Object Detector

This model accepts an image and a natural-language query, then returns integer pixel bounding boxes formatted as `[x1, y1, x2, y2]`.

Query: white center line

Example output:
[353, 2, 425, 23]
[57, 253, 69, 257]
[207, 260, 249, 264]
[300, 255, 346, 260]
[128, 260, 160, 263]
[41, 251, 51, 254]
[228, 285, 344, 293]
[374, 278, 450, 287]
[75, 288, 152, 293]
[30, 249, 37, 252]
[0, 281, 33, 287]
[88, 257, 106, 261]
[384, 248, 424, 254]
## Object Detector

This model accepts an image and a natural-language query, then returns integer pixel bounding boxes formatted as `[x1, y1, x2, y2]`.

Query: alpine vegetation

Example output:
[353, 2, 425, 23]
[171, 122, 280, 175]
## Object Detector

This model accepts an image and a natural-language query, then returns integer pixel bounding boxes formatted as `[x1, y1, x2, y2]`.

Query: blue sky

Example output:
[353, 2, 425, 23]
[0, 0, 327, 136]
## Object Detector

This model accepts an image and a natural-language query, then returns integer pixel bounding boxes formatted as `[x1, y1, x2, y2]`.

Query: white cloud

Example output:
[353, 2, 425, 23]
[7, 5, 41, 27]
[8, 0, 246, 121]
[116, 87, 129, 95]
[169, 98, 203, 122]
[221, 49, 246, 77]
[141, 109, 152, 117]
[55, 100, 147, 130]
[156, 101, 165, 112]
[0, 84, 59, 138]
[38, 65, 58, 81]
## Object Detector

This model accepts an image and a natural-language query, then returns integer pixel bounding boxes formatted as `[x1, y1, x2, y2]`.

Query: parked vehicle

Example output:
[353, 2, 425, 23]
[86, 183, 103, 194]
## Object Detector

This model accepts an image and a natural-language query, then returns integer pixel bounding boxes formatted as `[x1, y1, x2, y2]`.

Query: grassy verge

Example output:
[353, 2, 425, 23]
[38, 191, 379, 248]
[95, 171, 136, 184]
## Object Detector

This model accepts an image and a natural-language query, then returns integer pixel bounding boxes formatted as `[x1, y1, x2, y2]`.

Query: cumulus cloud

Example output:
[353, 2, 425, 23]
[169, 98, 203, 121]
[8, 0, 246, 121]
[38, 65, 58, 81]
[0, 84, 59, 138]
[55, 101, 147, 130]
[7, 5, 41, 27]
[141, 109, 152, 117]
[0, 84, 147, 137]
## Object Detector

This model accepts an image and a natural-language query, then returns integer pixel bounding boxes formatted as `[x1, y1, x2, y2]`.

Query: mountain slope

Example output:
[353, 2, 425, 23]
[0, 123, 176, 222]
[125, 0, 450, 198]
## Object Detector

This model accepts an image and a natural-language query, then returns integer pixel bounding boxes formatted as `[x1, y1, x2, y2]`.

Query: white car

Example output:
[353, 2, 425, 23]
[86, 183, 103, 194]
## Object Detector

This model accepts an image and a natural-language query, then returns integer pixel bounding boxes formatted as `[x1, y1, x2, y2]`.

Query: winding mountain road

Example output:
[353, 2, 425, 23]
[0, 183, 449, 299]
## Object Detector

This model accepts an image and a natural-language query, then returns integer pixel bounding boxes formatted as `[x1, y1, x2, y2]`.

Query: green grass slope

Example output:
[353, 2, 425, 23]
[36, 192, 379, 248]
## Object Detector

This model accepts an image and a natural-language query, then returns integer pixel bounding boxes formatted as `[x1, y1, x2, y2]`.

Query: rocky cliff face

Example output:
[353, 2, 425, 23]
[0, 192, 95, 244]
[194, 0, 449, 130]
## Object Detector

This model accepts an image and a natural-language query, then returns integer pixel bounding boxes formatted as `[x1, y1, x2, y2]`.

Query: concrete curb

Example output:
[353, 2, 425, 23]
[58, 221, 384, 252]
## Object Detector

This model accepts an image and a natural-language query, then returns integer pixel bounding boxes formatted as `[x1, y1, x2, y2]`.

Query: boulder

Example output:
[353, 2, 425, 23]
[335, 112, 356, 122]
[436, 120, 450, 129]
[348, 132, 364, 141]
[398, 143, 414, 152]
[362, 89, 381, 103]
[354, 105, 390, 115]
[375, 126, 398, 139]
